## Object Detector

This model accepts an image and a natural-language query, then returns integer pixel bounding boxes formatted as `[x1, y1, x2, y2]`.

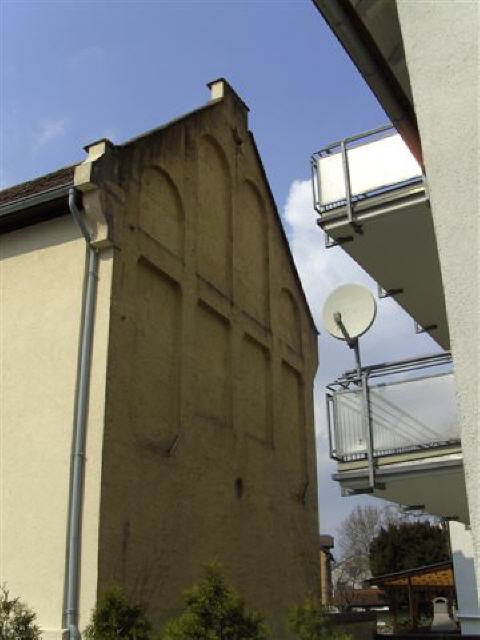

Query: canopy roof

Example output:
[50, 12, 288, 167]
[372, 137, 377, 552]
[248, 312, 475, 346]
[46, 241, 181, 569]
[367, 561, 454, 589]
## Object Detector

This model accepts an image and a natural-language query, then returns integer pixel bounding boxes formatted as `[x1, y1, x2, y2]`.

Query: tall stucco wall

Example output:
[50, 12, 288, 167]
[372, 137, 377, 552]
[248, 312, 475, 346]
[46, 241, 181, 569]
[98, 94, 319, 638]
[0, 216, 113, 638]
[397, 0, 479, 617]
[450, 522, 480, 634]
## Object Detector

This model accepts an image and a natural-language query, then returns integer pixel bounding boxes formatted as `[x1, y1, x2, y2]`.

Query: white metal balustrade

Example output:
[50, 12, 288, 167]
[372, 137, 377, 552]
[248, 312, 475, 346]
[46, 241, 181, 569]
[310, 124, 449, 349]
[326, 353, 460, 468]
[312, 124, 423, 216]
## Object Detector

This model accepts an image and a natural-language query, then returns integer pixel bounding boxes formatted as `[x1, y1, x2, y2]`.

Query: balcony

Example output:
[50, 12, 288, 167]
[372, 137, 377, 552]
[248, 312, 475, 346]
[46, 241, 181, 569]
[326, 353, 468, 523]
[312, 125, 449, 349]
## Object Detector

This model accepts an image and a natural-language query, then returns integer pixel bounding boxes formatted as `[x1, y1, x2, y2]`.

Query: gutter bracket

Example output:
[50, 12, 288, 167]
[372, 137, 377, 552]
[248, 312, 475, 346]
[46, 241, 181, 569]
[73, 138, 115, 249]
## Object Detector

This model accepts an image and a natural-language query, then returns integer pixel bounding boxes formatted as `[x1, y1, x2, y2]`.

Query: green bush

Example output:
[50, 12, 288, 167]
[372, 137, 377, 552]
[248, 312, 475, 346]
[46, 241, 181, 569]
[162, 564, 268, 639]
[0, 584, 41, 640]
[288, 598, 351, 640]
[84, 587, 151, 640]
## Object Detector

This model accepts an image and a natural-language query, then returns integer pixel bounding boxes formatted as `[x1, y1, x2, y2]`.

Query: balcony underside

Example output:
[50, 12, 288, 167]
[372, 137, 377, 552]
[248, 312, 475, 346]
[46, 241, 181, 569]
[320, 186, 449, 349]
[334, 448, 468, 523]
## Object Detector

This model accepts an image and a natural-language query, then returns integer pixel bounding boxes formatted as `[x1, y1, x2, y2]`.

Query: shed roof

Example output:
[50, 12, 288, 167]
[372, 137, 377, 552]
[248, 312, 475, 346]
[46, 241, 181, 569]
[366, 561, 454, 589]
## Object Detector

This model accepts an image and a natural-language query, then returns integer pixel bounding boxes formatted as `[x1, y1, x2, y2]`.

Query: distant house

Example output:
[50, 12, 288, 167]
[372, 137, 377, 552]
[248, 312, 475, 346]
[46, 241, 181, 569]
[320, 533, 335, 605]
[332, 587, 386, 612]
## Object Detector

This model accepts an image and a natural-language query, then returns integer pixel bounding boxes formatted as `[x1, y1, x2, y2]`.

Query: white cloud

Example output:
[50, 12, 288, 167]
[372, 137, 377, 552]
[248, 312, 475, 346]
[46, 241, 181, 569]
[283, 178, 440, 534]
[32, 117, 69, 154]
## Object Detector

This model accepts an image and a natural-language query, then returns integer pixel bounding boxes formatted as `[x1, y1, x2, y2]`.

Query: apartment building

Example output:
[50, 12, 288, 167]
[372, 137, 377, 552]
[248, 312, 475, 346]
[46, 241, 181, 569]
[0, 79, 320, 639]
[311, 0, 479, 634]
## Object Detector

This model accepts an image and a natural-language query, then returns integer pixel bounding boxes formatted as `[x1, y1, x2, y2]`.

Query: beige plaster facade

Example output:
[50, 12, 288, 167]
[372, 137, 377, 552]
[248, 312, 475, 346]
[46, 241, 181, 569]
[0, 80, 319, 638]
[0, 217, 113, 638]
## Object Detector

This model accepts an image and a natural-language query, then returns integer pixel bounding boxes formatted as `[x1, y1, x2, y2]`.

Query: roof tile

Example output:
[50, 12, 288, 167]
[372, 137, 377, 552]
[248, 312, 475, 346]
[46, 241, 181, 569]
[0, 165, 76, 206]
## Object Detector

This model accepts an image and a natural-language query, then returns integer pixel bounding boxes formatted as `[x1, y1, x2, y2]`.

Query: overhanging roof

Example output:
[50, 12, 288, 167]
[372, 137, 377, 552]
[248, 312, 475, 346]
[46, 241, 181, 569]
[367, 561, 454, 589]
[311, 0, 421, 163]
[0, 165, 75, 234]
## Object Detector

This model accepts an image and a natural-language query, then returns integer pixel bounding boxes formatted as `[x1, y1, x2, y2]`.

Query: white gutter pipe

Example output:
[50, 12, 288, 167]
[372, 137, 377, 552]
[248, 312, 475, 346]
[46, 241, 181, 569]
[65, 188, 100, 639]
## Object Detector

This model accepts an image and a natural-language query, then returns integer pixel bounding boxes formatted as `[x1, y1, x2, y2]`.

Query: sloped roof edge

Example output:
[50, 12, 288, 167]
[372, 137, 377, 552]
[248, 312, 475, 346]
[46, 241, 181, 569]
[248, 131, 319, 335]
[366, 560, 453, 585]
[0, 99, 223, 208]
[0, 164, 75, 207]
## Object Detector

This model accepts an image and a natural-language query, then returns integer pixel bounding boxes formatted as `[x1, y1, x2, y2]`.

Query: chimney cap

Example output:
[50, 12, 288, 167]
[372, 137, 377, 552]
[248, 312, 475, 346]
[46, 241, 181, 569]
[83, 137, 115, 157]
[207, 77, 250, 112]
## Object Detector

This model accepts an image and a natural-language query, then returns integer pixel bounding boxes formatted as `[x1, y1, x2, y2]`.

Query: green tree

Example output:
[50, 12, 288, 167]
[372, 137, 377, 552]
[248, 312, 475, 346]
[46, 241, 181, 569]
[84, 587, 151, 640]
[162, 564, 268, 640]
[0, 584, 41, 640]
[288, 598, 351, 640]
[369, 521, 449, 576]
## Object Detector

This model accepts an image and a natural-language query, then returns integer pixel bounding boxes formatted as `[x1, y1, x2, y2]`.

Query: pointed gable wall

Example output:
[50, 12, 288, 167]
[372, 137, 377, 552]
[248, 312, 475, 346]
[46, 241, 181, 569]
[99, 83, 319, 638]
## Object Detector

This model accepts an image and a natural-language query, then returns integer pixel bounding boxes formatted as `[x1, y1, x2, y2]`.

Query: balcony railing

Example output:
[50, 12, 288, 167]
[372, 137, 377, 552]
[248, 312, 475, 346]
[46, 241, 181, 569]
[326, 353, 460, 487]
[311, 125, 425, 237]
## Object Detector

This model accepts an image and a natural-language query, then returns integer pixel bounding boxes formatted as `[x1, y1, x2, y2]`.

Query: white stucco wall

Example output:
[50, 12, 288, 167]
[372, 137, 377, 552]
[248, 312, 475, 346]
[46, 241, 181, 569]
[0, 215, 112, 638]
[397, 0, 479, 609]
[450, 522, 480, 634]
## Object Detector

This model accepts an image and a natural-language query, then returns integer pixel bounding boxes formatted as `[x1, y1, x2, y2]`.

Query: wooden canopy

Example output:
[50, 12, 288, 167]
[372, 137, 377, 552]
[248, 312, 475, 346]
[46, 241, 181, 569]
[366, 561, 456, 631]
[367, 561, 454, 590]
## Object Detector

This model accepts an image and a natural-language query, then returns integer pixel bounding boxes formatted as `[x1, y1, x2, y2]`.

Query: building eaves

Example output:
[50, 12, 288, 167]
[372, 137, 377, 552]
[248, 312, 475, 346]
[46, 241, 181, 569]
[0, 164, 75, 206]
[366, 560, 453, 585]
[311, 0, 422, 164]
[0, 165, 76, 234]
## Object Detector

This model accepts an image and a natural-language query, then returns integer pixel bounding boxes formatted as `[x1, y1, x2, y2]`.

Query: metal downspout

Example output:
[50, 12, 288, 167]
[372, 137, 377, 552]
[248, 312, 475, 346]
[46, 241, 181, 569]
[66, 188, 100, 640]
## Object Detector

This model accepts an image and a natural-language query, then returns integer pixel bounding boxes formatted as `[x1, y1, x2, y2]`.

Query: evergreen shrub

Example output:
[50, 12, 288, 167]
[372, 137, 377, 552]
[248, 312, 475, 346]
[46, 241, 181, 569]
[162, 564, 268, 640]
[0, 584, 41, 640]
[84, 587, 151, 640]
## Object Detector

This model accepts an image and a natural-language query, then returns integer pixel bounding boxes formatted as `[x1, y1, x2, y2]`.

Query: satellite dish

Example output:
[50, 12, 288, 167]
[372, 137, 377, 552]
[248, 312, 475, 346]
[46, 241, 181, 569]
[323, 284, 376, 341]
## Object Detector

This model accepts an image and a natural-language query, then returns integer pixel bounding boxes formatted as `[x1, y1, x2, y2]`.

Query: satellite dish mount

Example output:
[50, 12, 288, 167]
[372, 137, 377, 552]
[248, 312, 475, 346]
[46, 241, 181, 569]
[322, 284, 382, 493]
[333, 311, 362, 375]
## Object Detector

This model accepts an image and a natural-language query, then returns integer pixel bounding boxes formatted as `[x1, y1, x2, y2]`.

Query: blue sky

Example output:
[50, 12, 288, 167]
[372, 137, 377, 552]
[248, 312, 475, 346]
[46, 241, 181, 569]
[1, 0, 385, 198]
[2, 0, 438, 539]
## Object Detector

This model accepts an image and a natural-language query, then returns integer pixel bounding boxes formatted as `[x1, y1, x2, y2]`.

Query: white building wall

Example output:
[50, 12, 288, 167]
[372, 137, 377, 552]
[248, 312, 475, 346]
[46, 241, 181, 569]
[450, 522, 480, 635]
[0, 216, 113, 638]
[396, 0, 479, 612]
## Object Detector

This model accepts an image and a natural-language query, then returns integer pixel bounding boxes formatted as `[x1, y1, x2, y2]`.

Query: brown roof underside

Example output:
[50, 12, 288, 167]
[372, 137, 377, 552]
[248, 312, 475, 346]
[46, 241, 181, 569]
[375, 568, 454, 588]
[368, 562, 454, 588]
[0, 165, 75, 206]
